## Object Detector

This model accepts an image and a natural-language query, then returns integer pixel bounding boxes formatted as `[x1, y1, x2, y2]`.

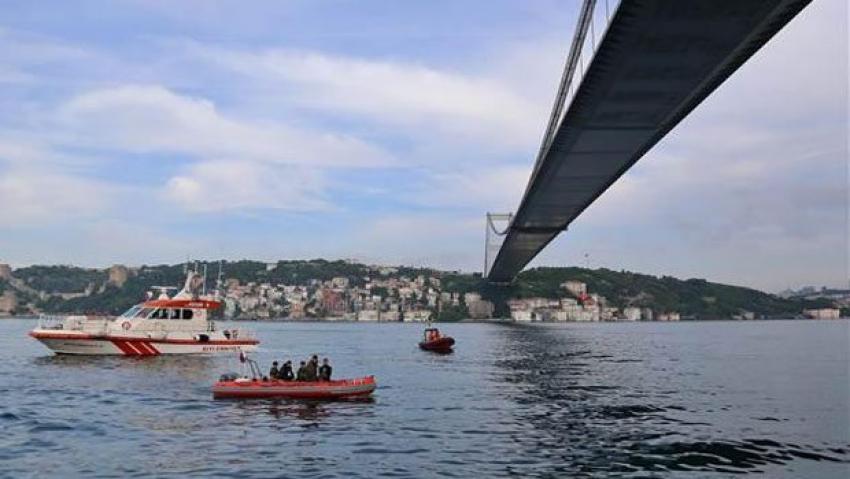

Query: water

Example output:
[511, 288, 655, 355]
[0, 319, 848, 478]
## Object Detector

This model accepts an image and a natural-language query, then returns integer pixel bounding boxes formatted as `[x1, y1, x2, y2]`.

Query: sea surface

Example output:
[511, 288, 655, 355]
[0, 319, 848, 478]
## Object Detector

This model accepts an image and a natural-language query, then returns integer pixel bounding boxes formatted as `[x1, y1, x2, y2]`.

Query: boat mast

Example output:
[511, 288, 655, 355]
[202, 263, 208, 296]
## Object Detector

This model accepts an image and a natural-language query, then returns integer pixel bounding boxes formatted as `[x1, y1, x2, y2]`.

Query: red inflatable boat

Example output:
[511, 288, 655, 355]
[212, 376, 376, 399]
[419, 328, 455, 353]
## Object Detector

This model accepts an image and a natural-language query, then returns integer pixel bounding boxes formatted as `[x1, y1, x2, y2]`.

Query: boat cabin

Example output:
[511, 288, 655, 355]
[120, 299, 221, 322]
[423, 328, 442, 342]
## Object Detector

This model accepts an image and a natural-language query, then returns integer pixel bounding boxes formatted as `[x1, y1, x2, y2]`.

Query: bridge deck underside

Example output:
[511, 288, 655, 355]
[487, 0, 812, 283]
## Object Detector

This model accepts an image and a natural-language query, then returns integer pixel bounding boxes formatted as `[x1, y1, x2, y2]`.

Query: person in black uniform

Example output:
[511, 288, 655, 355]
[280, 360, 294, 381]
[318, 358, 332, 381]
[295, 360, 308, 381]
[305, 355, 319, 381]
[269, 361, 280, 380]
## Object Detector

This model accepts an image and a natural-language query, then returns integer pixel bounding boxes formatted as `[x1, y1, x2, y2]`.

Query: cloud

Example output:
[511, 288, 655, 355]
[349, 214, 482, 269]
[49, 85, 397, 214]
[0, 0, 843, 291]
[0, 164, 117, 227]
[187, 45, 548, 150]
[422, 165, 531, 212]
[165, 159, 329, 213]
[521, 0, 849, 291]
[58, 84, 394, 169]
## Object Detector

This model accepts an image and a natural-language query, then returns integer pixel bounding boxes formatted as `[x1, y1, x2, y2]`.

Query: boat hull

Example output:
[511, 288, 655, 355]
[212, 376, 376, 399]
[30, 331, 258, 356]
[419, 337, 455, 352]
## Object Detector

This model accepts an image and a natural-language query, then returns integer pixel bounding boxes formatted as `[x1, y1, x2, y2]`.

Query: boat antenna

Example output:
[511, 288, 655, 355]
[202, 263, 208, 296]
[215, 260, 224, 298]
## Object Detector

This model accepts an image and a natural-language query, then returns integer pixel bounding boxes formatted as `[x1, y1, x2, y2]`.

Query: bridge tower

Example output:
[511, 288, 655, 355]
[484, 213, 512, 282]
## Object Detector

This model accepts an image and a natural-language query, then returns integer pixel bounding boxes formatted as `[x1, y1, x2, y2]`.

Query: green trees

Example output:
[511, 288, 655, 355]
[5, 260, 834, 319]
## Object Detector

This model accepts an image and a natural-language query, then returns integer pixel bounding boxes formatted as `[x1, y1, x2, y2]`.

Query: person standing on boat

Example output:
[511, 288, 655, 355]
[280, 360, 294, 381]
[305, 355, 319, 381]
[319, 358, 333, 381]
[269, 361, 280, 380]
[296, 361, 309, 381]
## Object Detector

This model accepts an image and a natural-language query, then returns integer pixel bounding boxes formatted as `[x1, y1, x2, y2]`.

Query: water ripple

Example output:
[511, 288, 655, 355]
[0, 319, 847, 478]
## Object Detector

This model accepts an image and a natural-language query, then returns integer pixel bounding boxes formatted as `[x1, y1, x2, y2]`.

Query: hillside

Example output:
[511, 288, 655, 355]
[484, 267, 832, 319]
[0, 260, 834, 319]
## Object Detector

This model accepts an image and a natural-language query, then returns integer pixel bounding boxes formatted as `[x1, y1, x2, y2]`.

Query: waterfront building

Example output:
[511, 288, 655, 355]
[803, 308, 841, 319]
[657, 312, 681, 321]
[357, 309, 380, 321]
[508, 300, 533, 322]
[467, 299, 495, 319]
[601, 307, 619, 321]
[405, 310, 432, 322]
[623, 307, 641, 321]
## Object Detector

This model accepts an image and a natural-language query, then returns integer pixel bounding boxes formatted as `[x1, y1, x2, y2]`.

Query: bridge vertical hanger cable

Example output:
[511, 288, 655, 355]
[590, 4, 596, 52]
[486, 0, 596, 280]
[527, 0, 596, 184]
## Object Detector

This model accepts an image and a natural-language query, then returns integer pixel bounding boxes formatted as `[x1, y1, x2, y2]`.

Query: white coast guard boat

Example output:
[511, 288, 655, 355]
[30, 270, 258, 356]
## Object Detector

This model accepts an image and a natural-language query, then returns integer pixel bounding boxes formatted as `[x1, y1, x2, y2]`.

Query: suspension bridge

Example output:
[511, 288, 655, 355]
[484, 0, 813, 283]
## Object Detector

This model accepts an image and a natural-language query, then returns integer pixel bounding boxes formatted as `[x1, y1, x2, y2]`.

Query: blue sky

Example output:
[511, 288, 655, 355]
[0, 0, 846, 292]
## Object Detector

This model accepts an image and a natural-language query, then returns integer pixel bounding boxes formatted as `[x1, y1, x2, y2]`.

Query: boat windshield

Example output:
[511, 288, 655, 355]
[120, 306, 141, 318]
[136, 307, 155, 319]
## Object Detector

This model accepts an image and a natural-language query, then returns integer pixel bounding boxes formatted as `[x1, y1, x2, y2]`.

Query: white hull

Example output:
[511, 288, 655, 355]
[30, 273, 259, 356]
[31, 333, 258, 356]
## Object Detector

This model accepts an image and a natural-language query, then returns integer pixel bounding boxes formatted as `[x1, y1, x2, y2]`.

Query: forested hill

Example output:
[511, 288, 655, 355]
[0, 260, 833, 319]
[481, 267, 831, 319]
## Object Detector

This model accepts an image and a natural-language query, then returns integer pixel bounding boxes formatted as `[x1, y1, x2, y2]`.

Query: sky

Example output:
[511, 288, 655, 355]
[0, 0, 846, 292]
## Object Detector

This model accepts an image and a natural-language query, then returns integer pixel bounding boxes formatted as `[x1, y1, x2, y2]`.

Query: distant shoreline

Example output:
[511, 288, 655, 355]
[3, 315, 842, 323]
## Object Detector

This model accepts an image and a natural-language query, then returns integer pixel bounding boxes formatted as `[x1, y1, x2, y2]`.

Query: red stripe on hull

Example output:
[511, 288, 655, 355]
[129, 341, 147, 356]
[111, 340, 138, 356]
[140, 342, 160, 355]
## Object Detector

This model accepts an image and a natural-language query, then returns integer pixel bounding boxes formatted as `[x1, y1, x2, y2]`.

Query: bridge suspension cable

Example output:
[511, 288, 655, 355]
[485, 0, 812, 283]
[484, 213, 512, 277]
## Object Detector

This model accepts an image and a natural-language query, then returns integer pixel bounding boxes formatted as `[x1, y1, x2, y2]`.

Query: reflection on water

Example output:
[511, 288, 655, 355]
[490, 323, 849, 476]
[1, 319, 848, 478]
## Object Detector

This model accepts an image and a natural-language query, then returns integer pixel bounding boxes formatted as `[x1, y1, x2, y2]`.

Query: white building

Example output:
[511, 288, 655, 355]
[803, 308, 841, 319]
[623, 307, 641, 321]
[357, 309, 380, 321]
[657, 312, 681, 321]
[601, 307, 618, 321]
[562, 280, 587, 298]
[463, 292, 481, 305]
[405, 310, 432, 322]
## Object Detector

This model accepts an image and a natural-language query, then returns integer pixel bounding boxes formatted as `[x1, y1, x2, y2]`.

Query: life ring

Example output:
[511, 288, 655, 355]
[121, 321, 132, 330]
